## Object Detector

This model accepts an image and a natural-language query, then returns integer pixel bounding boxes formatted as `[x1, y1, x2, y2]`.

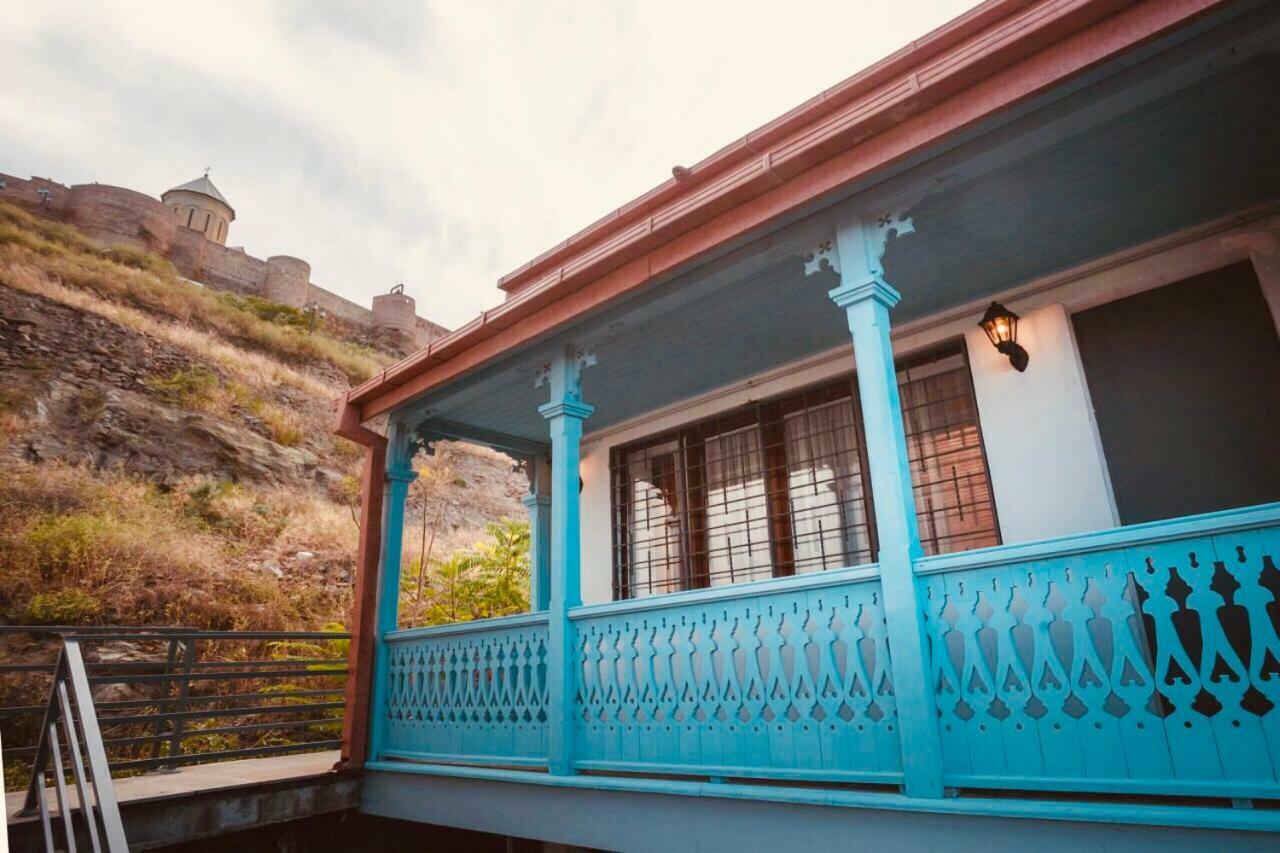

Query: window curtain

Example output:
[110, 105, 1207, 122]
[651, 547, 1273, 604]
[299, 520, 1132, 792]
[702, 427, 772, 585]
[625, 442, 685, 595]
[784, 400, 872, 572]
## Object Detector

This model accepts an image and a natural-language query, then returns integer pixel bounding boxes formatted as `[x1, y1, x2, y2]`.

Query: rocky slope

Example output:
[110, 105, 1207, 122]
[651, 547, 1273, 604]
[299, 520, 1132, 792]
[0, 201, 526, 632]
[1, 283, 339, 487]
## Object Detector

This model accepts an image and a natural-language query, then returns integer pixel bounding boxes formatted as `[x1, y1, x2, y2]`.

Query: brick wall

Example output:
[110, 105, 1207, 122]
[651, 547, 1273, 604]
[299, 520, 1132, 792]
[0, 173, 70, 217]
[308, 285, 374, 325]
[64, 184, 176, 255]
[201, 240, 268, 296]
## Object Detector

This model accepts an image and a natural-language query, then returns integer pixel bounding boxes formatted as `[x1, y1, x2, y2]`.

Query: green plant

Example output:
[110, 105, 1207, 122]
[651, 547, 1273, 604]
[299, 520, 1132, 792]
[26, 588, 102, 624]
[146, 366, 219, 409]
[400, 519, 530, 627]
[21, 512, 113, 576]
[218, 293, 317, 331]
[183, 480, 235, 530]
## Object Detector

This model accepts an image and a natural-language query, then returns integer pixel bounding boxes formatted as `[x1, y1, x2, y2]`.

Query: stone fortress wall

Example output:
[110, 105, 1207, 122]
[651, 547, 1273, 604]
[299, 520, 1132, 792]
[0, 172, 449, 351]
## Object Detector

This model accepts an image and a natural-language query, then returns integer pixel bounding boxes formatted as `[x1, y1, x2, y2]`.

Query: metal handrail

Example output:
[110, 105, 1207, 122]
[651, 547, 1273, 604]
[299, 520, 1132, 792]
[0, 622, 350, 773]
[23, 638, 129, 852]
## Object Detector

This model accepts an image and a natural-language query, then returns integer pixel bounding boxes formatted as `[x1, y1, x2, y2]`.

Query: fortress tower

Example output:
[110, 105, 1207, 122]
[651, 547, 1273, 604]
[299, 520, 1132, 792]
[1, 167, 450, 351]
[162, 174, 234, 245]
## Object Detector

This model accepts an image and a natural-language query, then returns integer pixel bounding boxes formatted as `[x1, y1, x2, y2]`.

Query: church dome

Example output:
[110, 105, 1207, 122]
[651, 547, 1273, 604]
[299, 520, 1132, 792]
[162, 174, 235, 245]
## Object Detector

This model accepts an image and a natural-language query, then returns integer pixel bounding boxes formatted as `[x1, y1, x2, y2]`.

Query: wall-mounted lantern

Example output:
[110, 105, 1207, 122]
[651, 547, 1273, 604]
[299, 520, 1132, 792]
[979, 301, 1029, 372]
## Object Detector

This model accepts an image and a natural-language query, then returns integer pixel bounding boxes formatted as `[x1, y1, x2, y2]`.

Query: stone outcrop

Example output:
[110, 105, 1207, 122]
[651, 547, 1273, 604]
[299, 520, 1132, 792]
[0, 284, 337, 488]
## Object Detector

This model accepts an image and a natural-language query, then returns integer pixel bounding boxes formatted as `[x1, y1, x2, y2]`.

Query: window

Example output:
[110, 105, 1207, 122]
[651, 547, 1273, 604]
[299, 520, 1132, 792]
[898, 347, 1000, 555]
[611, 342, 998, 598]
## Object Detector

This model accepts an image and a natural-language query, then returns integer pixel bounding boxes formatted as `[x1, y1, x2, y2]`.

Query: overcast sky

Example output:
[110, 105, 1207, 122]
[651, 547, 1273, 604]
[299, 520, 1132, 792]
[1, 1, 978, 329]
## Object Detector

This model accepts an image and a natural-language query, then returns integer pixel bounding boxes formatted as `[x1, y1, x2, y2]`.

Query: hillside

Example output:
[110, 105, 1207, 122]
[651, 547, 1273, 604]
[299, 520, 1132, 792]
[0, 201, 526, 632]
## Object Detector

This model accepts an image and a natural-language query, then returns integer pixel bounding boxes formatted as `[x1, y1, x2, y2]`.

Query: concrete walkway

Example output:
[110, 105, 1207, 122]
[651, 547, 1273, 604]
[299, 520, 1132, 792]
[6, 749, 341, 821]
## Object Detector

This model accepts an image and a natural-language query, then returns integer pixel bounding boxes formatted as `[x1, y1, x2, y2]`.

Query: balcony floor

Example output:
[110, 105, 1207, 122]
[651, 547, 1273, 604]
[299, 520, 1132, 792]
[361, 764, 1280, 852]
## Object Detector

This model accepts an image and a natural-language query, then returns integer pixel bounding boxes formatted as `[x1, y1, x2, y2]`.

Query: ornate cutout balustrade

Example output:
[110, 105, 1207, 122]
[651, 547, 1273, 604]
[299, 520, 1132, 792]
[382, 613, 549, 767]
[919, 503, 1280, 798]
[375, 503, 1280, 802]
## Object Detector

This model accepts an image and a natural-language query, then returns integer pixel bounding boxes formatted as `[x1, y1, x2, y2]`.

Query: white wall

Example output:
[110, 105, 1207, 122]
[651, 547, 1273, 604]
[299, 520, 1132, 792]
[965, 303, 1117, 543]
[579, 441, 614, 606]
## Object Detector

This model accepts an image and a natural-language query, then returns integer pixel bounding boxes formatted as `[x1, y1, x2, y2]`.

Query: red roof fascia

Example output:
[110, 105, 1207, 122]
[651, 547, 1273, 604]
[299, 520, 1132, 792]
[345, 0, 1229, 421]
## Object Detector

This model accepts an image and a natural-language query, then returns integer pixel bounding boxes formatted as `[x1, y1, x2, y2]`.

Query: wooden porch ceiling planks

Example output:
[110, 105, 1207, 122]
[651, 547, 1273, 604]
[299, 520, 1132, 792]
[378, 46, 1280, 444]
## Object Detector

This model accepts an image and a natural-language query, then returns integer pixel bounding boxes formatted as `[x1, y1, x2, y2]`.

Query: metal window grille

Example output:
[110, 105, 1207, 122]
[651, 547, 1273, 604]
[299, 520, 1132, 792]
[897, 345, 1001, 556]
[611, 341, 999, 598]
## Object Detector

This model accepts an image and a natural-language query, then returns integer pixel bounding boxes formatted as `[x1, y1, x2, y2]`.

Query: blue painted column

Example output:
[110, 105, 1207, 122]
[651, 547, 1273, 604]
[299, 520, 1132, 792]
[826, 214, 944, 798]
[522, 453, 552, 611]
[537, 345, 595, 775]
[365, 421, 418, 764]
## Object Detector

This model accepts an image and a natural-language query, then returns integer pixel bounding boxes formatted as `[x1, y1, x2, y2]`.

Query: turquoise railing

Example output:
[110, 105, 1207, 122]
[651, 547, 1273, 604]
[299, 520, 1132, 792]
[568, 566, 898, 783]
[373, 503, 1280, 803]
[918, 502, 1280, 799]
[380, 612, 549, 767]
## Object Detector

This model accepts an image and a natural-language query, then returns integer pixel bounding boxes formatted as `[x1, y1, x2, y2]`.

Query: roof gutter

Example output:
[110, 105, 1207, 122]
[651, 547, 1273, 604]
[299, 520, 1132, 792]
[334, 0, 1232, 428]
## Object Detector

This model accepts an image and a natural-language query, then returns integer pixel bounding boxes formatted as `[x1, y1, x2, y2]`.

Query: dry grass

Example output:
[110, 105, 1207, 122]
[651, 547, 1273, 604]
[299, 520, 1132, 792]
[0, 201, 391, 384]
[4, 260, 350, 451]
[0, 460, 356, 630]
[2, 259, 339, 400]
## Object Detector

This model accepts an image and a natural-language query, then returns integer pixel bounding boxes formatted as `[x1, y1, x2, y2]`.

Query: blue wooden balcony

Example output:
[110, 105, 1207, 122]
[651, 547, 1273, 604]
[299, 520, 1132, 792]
[370, 503, 1280, 808]
[344, 6, 1280, 845]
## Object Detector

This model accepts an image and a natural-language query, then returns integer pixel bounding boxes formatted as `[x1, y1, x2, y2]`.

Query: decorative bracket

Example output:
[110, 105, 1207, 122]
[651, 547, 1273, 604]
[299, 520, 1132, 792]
[804, 178, 949, 281]
[385, 422, 427, 481]
[803, 209, 915, 281]
[803, 237, 840, 277]
[534, 346, 597, 390]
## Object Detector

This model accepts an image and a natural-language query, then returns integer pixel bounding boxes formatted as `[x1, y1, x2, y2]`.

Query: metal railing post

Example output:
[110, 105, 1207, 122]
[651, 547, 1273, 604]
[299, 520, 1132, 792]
[164, 638, 197, 770]
[47, 722, 77, 852]
[22, 639, 130, 852]
[58, 681, 103, 853]
[150, 637, 180, 764]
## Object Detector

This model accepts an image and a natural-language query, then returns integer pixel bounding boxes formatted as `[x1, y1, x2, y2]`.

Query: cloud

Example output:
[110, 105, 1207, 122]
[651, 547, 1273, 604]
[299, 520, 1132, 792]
[0, 0, 977, 329]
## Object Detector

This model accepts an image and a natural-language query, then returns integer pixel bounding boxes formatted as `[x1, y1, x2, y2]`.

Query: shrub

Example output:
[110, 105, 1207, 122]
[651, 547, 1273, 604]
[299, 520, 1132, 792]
[399, 519, 530, 627]
[21, 512, 115, 577]
[102, 243, 177, 277]
[25, 588, 102, 624]
[146, 366, 219, 409]
[70, 385, 108, 422]
[0, 387, 28, 412]
[261, 406, 305, 447]
[219, 293, 316, 331]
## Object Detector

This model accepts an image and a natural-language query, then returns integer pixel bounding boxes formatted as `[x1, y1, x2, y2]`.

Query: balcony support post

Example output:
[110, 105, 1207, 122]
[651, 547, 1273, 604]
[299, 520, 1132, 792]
[813, 209, 944, 798]
[538, 344, 596, 775]
[523, 453, 553, 612]
[366, 419, 418, 764]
